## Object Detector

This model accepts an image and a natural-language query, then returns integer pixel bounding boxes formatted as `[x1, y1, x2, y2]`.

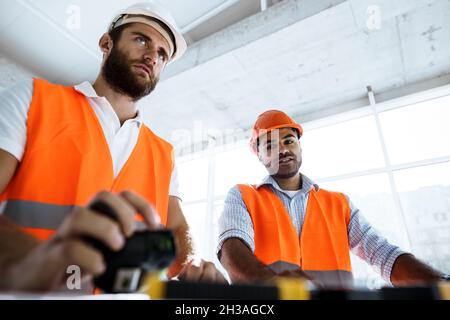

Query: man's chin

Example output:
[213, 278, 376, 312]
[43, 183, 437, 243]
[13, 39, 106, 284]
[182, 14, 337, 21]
[136, 77, 158, 94]
[266, 162, 299, 177]
[132, 73, 150, 84]
[128, 80, 156, 98]
[130, 68, 152, 83]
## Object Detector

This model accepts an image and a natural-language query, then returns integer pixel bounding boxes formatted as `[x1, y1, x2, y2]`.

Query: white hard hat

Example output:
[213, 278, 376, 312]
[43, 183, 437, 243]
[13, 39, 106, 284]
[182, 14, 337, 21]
[108, 1, 187, 62]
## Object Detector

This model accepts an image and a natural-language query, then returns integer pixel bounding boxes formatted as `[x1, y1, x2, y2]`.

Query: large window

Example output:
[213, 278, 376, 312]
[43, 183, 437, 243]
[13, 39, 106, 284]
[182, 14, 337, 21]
[392, 162, 450, 274]
[214, 146, 267, 196]
[301, 116, 385, 179]
[379, 95, 450, 165]
[177, 88, 450, 287]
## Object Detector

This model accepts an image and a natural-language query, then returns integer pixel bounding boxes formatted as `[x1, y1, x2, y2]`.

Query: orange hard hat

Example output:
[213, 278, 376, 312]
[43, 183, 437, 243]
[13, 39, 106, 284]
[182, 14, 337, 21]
[250, 110, 303, 154]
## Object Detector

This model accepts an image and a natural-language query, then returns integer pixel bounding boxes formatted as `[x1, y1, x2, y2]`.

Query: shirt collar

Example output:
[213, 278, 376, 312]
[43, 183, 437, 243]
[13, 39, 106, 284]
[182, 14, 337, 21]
[74, 81, 99, 98]
[256, 173, 319, 195]
[74, 82, 143, 125]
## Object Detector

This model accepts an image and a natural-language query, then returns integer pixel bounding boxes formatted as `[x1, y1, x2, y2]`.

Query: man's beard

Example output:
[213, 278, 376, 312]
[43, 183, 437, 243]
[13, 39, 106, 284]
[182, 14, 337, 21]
[268, 154, 302, 180]
[272, 164, 300, 179]
[102, 46, 159, 101]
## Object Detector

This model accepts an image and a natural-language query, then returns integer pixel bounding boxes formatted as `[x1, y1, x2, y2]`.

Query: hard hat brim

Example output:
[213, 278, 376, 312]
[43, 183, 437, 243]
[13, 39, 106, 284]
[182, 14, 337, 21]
[109, 4, 187, 63]
[250, 123, 303, 154]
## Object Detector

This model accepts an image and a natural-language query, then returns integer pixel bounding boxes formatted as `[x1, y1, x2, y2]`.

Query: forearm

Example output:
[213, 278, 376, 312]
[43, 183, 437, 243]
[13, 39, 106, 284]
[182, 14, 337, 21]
[219, 238, 275, 284]
[165, 196, 196, 278]
[0, 216, 40, 287]
[390, 253, 444, 286]
[167, 222, 194, 278]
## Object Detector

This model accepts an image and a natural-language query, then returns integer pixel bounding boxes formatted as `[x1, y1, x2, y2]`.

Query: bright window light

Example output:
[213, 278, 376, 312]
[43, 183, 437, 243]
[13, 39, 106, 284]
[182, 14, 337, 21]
[178, 157, 209, 202]
[214, 146, 267, 196]
[393, 162, 450, 273]
[379, 95, 450, 165]
[301, 115, 385, 180]
[181, 202, 207, 256]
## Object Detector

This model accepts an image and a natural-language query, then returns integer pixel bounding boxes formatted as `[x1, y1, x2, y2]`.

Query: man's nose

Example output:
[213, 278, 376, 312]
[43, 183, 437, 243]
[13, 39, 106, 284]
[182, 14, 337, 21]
[279, 144, 290, 155]
[144, 49, 159, 66]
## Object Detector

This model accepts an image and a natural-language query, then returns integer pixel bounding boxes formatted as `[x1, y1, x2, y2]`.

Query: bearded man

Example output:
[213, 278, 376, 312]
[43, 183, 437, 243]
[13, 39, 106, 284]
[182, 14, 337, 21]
[0, 2, 226, 292]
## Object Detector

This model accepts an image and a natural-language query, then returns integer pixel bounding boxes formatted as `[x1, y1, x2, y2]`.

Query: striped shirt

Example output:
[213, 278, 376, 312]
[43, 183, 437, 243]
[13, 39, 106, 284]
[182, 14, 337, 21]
[217, 174, 405, 285]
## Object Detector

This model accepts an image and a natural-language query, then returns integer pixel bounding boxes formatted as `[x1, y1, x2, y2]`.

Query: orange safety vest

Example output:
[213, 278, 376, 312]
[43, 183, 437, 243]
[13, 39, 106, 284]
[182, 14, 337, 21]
[238, 184, 353, 287]
[0, 78, 174, 240]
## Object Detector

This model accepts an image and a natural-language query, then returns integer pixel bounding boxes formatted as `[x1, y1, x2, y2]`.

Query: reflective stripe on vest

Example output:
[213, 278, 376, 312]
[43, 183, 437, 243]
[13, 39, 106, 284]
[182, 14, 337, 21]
[238, 184, 353, 288]
[3, 200, 73, 230]
[267, 261, 353, 288]
[0, 78, 173, 240]
[1, 200, 148, 240]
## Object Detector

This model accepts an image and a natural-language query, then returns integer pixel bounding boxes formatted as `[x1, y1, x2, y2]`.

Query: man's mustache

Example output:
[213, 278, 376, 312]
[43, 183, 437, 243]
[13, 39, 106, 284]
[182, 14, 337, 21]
[278, 152, 296, 160]
[131, 60, 154, 76]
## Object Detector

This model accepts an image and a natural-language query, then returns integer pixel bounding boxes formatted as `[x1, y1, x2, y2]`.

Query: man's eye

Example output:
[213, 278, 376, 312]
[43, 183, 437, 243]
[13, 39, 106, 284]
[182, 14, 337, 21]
[158, 51, 168, 62]
[136, 37, 147, 46]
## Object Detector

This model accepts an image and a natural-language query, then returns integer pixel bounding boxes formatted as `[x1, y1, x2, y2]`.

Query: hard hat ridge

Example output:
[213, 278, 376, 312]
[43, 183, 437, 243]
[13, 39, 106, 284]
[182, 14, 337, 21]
[108, 1, 187, 62]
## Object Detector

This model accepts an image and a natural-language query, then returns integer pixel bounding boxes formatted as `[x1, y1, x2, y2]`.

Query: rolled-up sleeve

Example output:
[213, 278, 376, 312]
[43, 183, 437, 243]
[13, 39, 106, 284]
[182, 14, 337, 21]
[346, 196, 406, 284]
[216, 186, 255, 257]
[0, 79, 33, 161]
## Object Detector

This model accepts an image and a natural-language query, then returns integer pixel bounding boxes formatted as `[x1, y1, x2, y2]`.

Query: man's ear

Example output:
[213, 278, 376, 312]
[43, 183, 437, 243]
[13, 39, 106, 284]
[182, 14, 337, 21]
[99, 33, 113, 56]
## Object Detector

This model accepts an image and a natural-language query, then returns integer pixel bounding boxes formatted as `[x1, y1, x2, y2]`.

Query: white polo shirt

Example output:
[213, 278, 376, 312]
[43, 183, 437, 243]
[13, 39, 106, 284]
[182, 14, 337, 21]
[0, 78, 181, 199]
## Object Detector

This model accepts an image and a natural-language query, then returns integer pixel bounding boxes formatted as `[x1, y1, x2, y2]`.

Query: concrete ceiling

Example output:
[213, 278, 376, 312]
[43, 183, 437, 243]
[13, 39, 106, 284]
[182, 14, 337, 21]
[146, 0, 450, 151]
[0, 0, 449, 152]
[0, 0, 268, 84]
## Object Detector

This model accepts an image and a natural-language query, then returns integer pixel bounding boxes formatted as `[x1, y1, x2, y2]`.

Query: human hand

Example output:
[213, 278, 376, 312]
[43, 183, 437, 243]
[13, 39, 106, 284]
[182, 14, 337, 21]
[4, 190, 161, 292]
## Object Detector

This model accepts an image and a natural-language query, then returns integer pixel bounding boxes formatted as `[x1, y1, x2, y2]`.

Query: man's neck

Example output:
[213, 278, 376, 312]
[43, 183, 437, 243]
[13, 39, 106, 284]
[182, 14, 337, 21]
[273, 173, 302, 191]
[93, 75, 138, 125]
